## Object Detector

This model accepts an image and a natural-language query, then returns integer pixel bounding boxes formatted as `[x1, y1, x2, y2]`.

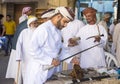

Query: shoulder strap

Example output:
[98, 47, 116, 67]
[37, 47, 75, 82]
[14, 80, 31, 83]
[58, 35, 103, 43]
[97, 24, 100, 35]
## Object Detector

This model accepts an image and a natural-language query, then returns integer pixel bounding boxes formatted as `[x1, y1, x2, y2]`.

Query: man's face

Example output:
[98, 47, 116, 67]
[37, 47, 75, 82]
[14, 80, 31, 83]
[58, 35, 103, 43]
[6, 16, 11, 21]
[26, 9, 32, 16]
[85, 12, 96, 24]
[30, 20, 38, 28]
[56, 15, 70, 30]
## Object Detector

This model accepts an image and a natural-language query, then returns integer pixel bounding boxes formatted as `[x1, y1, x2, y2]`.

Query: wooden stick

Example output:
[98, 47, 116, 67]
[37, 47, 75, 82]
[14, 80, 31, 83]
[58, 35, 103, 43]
[15, 61, 21, 84]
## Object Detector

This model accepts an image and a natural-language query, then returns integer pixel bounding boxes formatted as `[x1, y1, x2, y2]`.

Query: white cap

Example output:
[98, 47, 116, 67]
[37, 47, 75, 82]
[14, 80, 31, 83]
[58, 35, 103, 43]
[27, 16, 38, 27]
[41, 9, 55, 19]
[55, 6, 74, 21]
[103, 13, 111, 19]
[47, 6, 74, 21]
[113, 0, 118, 2]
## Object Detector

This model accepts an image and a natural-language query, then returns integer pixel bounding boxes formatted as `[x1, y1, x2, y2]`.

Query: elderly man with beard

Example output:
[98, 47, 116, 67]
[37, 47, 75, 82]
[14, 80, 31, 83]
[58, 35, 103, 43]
[69, 7, 108, 69]
[5, 7, 32, 83]
[24, 6, 79, 84]
[16, 16, 38, 84]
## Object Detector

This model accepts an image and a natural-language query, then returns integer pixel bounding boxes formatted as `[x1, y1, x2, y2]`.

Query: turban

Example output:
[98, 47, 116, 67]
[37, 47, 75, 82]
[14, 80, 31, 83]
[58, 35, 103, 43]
[22, 7, 32, 15]
[82, 7, 97, 15]
[27, 16, 38, 28]
[19, 14, 27, 23]
[41, 9, 55, 19]
[47, 6, 74, 21]
[55, 7, 74, 21]
[103, 13, 111, 19]
[113, 0, 118, 2]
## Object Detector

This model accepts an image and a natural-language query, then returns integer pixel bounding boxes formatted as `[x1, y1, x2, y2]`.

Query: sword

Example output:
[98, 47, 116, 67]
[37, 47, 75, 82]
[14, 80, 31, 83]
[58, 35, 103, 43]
[43, 43, 102, 71]
[86, 34, 104, 40]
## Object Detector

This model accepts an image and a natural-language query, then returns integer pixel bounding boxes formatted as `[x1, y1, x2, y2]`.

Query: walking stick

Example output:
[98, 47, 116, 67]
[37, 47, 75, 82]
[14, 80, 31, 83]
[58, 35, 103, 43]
[43, 43, 102, 70]
[15, 61, 20, 84]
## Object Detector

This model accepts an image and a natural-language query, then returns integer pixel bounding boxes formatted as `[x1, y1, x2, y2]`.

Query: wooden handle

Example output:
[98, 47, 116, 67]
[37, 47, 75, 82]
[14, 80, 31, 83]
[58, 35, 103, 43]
[15, 61, 20, 84]
[43, 65, 54, 71]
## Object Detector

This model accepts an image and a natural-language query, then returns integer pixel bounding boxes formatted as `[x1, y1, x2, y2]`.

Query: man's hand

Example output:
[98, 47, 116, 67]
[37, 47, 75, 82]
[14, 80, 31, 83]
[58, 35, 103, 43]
[68, 37, 80, 47]
[94, 35, 101, 42]
[51, 58, 60, 66]
[71, 57, 80, 65]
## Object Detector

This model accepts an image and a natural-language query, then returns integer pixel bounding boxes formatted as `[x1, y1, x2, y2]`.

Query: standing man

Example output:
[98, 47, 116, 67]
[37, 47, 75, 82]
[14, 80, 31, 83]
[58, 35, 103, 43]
[113, 22, 120, 66]
[24, 6, 78, 84]
[98, 13, 112, 52]
[6, 6, 32, 84]
[98, 13, 112, 34]
[61, 18, 85, 70]
[69, 7, 108, 69]
[3, 15, 16, 56]
[16, 16, 38, 84]
[19, 7, 32, 23]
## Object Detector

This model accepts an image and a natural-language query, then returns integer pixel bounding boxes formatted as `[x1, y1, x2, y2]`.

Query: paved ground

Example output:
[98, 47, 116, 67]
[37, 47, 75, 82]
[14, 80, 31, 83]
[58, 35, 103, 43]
[0, 50, 9, 78]
[0, 50, 14, 84]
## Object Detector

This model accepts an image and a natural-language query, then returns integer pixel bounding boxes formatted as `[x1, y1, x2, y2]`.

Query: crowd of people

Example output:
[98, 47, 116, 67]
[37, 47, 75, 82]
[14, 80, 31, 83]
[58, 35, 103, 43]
[0, 5, 119, 84]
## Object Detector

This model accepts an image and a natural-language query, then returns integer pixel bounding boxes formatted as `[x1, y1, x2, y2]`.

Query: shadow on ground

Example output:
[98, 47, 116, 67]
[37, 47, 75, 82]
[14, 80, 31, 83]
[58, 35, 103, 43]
[0, 50, 14, 84]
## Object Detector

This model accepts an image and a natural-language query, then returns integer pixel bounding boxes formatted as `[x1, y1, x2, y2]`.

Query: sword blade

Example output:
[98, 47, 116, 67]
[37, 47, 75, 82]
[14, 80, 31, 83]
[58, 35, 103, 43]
[61, 43, 102, 62]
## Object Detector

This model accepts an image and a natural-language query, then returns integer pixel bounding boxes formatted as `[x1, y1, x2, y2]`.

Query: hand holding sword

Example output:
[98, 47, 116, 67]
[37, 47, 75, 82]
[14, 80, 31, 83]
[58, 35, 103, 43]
[86, 34, 104, 42]
[44, 56, 80, 71]
[43, 58, 61, 71]
[51, 58, 60, 67]
[43, 43, 102, 71]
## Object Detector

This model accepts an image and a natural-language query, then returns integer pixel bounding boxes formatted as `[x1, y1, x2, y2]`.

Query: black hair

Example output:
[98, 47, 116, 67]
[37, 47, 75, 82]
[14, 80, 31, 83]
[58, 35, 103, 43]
[0, 14, 4, 20]
[6, 15, 11, 18]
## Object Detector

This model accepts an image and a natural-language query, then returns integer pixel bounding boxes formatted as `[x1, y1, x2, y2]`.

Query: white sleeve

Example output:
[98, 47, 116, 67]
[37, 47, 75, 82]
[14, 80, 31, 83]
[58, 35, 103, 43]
[59, 45, 72, 63]
[28, 28, 53, 65]
[113, 23, 120, 49]
[16, 30, 24, 61]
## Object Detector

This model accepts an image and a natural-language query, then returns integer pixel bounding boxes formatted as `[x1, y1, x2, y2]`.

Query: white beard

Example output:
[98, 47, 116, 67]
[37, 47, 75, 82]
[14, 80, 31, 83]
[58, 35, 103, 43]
[29, 27, 36, 31]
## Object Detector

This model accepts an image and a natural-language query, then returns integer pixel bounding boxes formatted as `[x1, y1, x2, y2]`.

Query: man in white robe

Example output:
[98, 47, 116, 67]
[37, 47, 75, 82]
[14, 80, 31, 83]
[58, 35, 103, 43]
[109, 20, 118, 55]
[5, 7, 32, 82]
[16, 16, 38, 84]
[6, 7, 55, 83]
[19, 7, 32, 23]
[24, 7, 79, 84]
[69, 7, 108, 69]
[98, 13, 111, 33]
[61, 19, 85, 70]
[113, 22, 120, 66]
[98, 13, 112, 52]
